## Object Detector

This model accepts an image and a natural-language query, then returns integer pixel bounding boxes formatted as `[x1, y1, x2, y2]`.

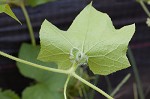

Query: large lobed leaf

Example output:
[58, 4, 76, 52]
[38, 3, 135, 75]
[17, 43, 66, 99]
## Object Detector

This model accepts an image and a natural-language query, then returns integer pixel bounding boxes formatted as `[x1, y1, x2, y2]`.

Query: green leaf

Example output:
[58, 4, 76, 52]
[0, 0, 10, 4]
[17, 43, 57, 81]
[0, 4, 21, 24]
[38, 3, 135, 75]
[17, 43, 66, 99]
[0, 89, 20, 99]
[0, 0, 54, 7]
[22, 83, 64, 99]
[25, 0, 56, 7]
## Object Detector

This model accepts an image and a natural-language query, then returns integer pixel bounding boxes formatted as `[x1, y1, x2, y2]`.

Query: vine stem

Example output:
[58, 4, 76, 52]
[139, 1, 150, 17]
[128, 47, 144, 99]
[0, 51, 68, 74]
[20, 3, 36, 46]
[105, 76, 112, 94]
[64, 75, 71, 99]
[72, 73, 113, 99]
[0, 51, 113, 99]
[64, 62, 76, 99]
[110, 73, 131, 96]
[133, 83, 138, 99]
[89, 75, 99, 99]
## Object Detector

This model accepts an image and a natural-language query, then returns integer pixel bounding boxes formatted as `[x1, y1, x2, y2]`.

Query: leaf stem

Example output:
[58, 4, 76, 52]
[72, 73, 114, 99]
[0, 51, 68, 74]
[139, 1, 150, 17]
[133, 83, 138, 99]
[20, 3, 36, 46]
[64, 75, 71, 99]
[110, 73, 131, 96]
[89, 75, 99, 99]
[0, 51, 113, 99]
[105, 76, 112, 94]
[128, 47, 145, 99]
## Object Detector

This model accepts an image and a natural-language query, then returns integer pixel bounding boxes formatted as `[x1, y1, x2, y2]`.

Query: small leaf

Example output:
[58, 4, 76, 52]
[17, 43, 66, 99]
[25, 0, 56, 7]
[17, 43, 57, 81]
[38, 3, 135, 75]
[22, 78, 65, 99]
[0, 90, 20, 99]
[0, 4, 21, 24]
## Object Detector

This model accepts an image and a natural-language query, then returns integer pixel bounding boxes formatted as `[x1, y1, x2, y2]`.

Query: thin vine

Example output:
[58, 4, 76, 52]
[128, 47, 145, 99]
[20, 2, 36, 46]
[0, 51, 113, 99]
[139, 0, 150, 17]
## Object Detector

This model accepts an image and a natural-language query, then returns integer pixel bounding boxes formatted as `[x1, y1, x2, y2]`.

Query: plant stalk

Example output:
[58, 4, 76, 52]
[128, 47, 144, 99]
[20, 3, 36, 46]
[105, 76, 112, 94]
[0, 51, 68, 74]
[64, 75, 71, 99]
[0, 51, 113, 99]
[133, 83, 138, 99]
[110, 73, 131, 96]
[72, 73, 114, 99]
[89, 75, 99, 99]
[139, 1, 150, 17]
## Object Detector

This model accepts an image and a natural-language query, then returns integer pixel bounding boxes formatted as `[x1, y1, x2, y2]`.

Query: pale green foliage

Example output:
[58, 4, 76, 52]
[17, 43, 66, 99]
[0, 89, 20, 99]
[0, 4, 21, 24]
[37, 20, 73, 70]
[38, 3, 135, 75]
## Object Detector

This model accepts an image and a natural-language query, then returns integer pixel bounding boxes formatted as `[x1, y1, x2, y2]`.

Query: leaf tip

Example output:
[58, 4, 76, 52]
[129, 23, 136, 33]
[43, 19, 49, 23]
[18, 20, 22, 25]
[89, 1, 93, 6]
[41, 19, 50, 28]
[133, 23, 136, 29]
[130, 23, 136, 28]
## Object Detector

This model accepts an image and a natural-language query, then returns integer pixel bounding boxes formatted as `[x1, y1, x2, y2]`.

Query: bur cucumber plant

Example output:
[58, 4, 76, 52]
[0, 1, 136, 99]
